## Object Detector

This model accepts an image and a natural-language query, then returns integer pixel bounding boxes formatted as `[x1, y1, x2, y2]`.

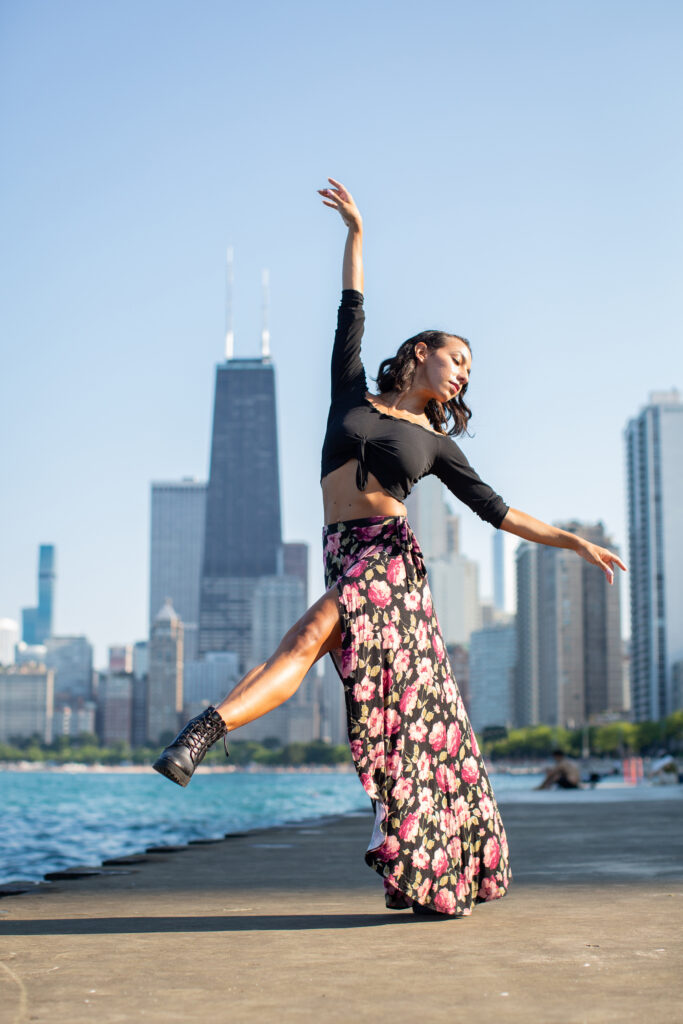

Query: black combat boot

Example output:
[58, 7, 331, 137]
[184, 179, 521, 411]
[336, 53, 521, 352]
[152, 706, 228, 787]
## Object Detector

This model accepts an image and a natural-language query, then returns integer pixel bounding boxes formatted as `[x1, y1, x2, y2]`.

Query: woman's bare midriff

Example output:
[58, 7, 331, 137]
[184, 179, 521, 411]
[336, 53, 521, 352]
[322, 459, 407, 526]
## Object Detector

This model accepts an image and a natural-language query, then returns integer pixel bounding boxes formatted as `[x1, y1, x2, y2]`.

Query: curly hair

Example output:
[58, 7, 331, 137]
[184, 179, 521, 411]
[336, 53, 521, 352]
[375, 330, 472, 437]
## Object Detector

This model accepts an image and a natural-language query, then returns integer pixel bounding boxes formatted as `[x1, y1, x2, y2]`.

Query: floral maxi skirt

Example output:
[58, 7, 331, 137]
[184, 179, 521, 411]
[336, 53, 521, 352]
[323, 515, 510, 916]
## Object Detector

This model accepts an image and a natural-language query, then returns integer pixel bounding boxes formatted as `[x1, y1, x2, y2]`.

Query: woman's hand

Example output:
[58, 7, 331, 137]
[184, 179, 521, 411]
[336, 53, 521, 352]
[318, 177, 362, 231]
[575, 540, 627, 586]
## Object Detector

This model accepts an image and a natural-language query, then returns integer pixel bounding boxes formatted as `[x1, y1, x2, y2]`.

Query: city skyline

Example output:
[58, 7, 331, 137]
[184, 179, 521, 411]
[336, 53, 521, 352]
[2, 2, 682, 661]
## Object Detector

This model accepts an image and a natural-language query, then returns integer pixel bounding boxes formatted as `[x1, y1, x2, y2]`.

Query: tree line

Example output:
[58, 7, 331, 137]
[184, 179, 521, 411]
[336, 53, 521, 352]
[481, 711, 683, 759]
[1, 711, 682, 766]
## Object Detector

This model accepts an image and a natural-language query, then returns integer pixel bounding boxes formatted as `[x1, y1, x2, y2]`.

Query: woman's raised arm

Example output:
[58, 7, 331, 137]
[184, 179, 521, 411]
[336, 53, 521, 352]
[318, 177, 364, 293]
[499, 508, 627, 585]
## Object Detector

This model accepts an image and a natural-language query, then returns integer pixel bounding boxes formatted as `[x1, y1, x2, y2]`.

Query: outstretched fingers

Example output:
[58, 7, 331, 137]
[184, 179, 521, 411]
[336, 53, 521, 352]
[317, 178, 362, 230]
[327, 176, 350, 201]
[596, 547, 627, 586]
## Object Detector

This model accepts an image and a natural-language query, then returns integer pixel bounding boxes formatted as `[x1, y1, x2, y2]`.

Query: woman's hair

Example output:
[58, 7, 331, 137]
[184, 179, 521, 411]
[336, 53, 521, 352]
[375, 330, 472, 437]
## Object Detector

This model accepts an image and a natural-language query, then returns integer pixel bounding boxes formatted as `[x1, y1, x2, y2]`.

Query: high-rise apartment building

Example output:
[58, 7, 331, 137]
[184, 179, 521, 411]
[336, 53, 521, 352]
[514, 522, 623, 728]
[149, 479, 206, 663]
[625, 390, 683, 720]
[98, 674, 133, 745]
[282, 542, 309, 606]
[183, 651, 239, 720]
[44, 636, 94, 702]
[237, 575, 315, 743]
[514, 543, 540, 727]
[0, 664, 54, 743]
[446, 644, 471, 711]
[198, 352, 282, 667]
[147, 600, 184, 744]
[468, 621, 516, 735]
[320, 657, 348, 746]
[22, 544, 56, 644]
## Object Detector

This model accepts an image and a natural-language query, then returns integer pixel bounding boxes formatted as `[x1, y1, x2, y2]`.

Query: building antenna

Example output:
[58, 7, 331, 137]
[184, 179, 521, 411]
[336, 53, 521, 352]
[261, 268, 271, 359]
[224, 246, 234, 360]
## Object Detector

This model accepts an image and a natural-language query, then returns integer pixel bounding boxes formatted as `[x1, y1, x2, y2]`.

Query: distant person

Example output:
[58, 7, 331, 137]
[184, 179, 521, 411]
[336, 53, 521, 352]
[153, 179, 626, 917]
[537, 750, 581, 790]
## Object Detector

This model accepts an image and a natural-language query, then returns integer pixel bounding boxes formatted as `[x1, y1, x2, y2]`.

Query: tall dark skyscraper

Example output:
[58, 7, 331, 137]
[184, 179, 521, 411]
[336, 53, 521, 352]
[22, 544, 56, 645]
[198, 270, 283, 668]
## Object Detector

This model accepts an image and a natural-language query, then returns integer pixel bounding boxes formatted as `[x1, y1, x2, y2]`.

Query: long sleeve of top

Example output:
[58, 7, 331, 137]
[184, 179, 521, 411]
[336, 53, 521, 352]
[330, 289, 367, 402]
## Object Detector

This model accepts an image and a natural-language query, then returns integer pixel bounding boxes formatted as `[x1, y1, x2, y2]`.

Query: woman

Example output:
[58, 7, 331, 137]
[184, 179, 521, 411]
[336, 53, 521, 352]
[153, 178, 626, 917]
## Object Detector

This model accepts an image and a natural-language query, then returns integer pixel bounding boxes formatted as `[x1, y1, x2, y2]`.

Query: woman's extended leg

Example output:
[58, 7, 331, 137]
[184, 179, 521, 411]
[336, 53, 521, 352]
[214, 588, 342, 731]
[152, 588, 342, 785]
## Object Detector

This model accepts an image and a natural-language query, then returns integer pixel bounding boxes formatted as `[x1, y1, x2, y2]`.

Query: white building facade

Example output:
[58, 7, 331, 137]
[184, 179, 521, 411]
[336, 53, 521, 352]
[406, 475, 482, 645]
[0, 619, 19, 666]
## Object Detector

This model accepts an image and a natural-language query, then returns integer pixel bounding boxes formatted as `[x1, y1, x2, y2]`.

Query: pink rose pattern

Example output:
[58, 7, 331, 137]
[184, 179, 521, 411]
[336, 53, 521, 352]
[323, 515, 510, 917]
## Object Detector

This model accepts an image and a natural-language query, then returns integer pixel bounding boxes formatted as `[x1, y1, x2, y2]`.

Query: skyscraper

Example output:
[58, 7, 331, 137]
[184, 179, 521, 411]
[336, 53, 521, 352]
[198, 353, 282, 666]
[514, 522, 623, 728]
[468, 622, 516, 735]
[97, 674, 133, 745]
[237, 574, 307, 743]
[0, 664, 54, 743]
[44, 636, 94, 702]
[149, 479, 206, 663]
[492, 530, 505, 612]
[147, 599, 184, 744]
[22, 544, 56, 644]
[405, 475, 482, 645]
[625, 390, 683, 720]
[282, 542, 309, 605]
[514, 542, 540, 727]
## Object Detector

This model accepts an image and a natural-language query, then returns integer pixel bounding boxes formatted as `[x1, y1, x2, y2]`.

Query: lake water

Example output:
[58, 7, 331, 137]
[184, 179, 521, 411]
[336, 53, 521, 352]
[1, 767, 679, 886]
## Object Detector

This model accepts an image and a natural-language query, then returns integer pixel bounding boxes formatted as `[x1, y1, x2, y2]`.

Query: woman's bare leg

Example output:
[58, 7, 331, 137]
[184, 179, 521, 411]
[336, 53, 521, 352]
[214, 588, 342, 732]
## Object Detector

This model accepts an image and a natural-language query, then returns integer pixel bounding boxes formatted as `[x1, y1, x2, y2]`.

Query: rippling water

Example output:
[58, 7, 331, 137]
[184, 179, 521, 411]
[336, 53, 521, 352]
[1, 768, 678, 886]
[0, 769, 371, 885]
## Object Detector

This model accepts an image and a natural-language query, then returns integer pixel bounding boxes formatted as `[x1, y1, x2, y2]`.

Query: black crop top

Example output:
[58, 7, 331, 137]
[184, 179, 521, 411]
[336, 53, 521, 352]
[320, 290, 509, 528]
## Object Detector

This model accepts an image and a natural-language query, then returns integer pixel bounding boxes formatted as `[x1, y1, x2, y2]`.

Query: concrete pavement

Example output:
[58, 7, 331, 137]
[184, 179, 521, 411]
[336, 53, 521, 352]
[1, 795, 682, 1023]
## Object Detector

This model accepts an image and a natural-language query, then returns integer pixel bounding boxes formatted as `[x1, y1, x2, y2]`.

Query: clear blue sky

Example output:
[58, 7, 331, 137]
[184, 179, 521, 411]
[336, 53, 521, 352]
[1, 0, 681, 665]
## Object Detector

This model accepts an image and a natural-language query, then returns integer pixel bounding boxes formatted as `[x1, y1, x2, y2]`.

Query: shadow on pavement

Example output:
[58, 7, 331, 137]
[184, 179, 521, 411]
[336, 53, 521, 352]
[0, 912, 444, 935]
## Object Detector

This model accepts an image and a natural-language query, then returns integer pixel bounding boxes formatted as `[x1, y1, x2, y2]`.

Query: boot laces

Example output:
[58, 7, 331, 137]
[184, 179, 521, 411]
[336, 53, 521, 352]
[178, 710, 226, 762]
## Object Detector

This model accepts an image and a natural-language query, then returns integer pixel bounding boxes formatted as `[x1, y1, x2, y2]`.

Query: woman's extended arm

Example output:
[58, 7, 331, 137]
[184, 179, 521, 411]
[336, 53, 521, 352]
[499, 508, 627, 585]
[319, 177, 364, 292]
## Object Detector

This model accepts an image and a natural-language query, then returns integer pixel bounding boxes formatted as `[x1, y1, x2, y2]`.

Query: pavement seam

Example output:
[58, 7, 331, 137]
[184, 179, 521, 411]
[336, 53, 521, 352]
[0, 957, 29, 1024]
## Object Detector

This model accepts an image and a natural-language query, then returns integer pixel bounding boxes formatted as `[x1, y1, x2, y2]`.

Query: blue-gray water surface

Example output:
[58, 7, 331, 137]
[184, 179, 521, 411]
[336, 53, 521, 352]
[1, 768, 678, 886]
[0, 769, 371, 886]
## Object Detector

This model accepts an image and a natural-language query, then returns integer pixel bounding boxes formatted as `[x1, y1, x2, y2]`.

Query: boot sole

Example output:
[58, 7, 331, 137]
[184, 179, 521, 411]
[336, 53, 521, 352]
[152, 756, 191, 787]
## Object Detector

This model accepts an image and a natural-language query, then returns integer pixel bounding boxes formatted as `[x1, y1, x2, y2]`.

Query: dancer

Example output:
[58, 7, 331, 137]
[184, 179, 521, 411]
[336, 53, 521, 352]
[153, 178, 626, 917]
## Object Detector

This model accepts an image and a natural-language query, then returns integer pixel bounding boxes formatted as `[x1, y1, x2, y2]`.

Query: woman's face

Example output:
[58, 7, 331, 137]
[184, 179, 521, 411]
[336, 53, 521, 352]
[415, 337, 471, 403]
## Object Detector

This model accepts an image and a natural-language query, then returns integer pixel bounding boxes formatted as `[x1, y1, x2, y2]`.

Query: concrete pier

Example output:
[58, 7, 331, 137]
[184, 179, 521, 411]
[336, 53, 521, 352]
[1, 795, 682, 1023]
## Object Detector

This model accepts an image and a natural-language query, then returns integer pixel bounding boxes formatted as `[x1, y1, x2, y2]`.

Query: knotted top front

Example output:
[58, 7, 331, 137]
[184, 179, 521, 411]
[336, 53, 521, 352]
[355, 437, 368, 491]
[395, 517, 426, 581]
